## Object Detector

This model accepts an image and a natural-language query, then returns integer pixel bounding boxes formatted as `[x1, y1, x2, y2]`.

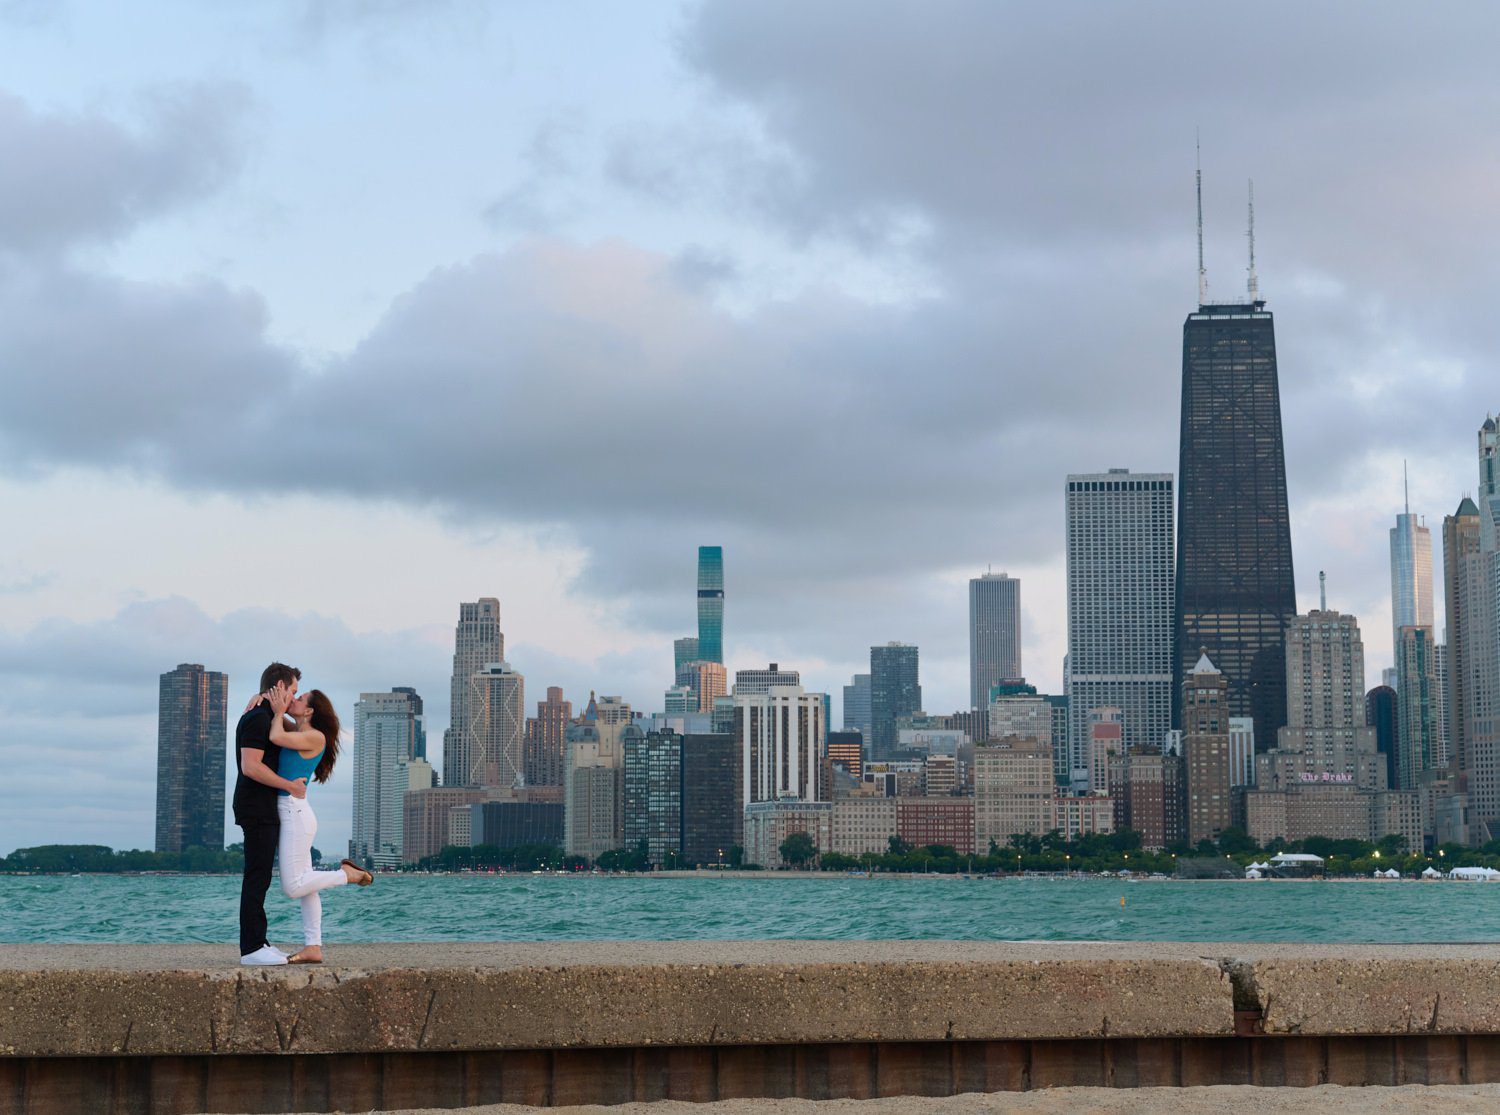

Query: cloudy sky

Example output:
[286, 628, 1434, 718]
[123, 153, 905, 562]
[2, 2, 1496, 856]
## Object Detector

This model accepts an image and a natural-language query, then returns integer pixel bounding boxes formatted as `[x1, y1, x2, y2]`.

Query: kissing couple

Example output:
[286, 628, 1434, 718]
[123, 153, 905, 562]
[232, 662, 373, 966]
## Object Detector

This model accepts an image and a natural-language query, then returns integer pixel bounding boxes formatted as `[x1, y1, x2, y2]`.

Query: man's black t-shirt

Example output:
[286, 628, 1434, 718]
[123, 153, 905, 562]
[232, 705, 282, 825]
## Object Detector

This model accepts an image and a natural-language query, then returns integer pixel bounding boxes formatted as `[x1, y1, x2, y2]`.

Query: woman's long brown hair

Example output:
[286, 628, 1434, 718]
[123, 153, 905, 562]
[306, 690, 341, 784]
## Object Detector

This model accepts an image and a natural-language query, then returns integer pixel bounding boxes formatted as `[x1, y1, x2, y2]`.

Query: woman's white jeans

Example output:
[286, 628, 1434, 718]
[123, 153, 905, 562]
[277, 796, 346, 946]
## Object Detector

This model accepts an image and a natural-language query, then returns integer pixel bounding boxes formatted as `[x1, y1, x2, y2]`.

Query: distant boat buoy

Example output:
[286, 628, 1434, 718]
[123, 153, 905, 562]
[1120, 896, 1125, 907]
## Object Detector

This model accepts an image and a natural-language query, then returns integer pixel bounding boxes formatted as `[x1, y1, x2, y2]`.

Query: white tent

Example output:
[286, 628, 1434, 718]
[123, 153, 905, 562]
[1382, 868, 1400, 878]
[1270, 853, 1325, 864]
[1421, 866, 1443, 879]
[1449, 866, 1500, 881]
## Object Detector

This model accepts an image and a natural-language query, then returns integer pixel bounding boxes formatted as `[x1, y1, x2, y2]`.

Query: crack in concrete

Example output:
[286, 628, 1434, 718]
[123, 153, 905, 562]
[418, 989, 437, 1048]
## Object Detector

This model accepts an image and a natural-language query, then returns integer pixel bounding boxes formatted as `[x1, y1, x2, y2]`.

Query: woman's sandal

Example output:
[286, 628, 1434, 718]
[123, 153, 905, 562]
[288, 948, 322, 965]
[340, 858, 374, 886]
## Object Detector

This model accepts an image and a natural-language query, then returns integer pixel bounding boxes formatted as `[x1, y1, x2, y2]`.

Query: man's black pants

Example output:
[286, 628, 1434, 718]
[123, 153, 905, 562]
[238, 818, 280, 956]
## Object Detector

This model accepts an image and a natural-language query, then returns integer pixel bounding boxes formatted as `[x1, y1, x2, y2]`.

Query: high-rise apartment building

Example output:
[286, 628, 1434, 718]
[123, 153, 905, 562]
[697, 546, 724, 664]
[1174, 301, 1296, 748]
[1257, 609, 1385, 790]
[1245, 608, 1420, 848]
[1065, 470, 1175, 773]
[564, 721, 622, 860]
[1087, 706, 1124, 797]
[736, 685, 826, 804]
[869, 643, 921, 755]
[1395, 626, 1439, 791]
[154, 664, 227, 854]
[682, 661, 728, 712]
[1365, 685, 1399, 793]
[988, 680, 1069, 783]
[733, 662, 800, 696]
[1444, 497, 1483, 821]
[973, 737, 1055, 850]
[969, 572, 1022, 710]
[623, 726, 683, 866]
[682, 733, 740, 864]
[525, 686, 570, 788]
[827, 731, 864, 779]
[442, 598, 503, 787]
[1182, 655, 1231, 845]
[843, 673, 872, 741]
[469, 662, 525, 788]
[351, 688, 424, 868]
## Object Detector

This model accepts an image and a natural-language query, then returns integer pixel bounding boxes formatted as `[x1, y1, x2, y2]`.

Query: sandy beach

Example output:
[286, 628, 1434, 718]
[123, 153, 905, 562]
[238, 1084, 1500, 1114]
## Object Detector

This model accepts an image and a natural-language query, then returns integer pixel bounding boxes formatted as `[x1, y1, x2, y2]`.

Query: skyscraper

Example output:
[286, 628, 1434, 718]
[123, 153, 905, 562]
[1065, 470, 1175, 775]
[1174, 299, 1296, 748]
[469, 662, 525, 788]
[1465, 417, 1500, 839]
[1365, 685, 1398, 794]
[736, 685, 826, 804]
[1444, 497, 1482, 791]
[1391, 494, 1439, 780]
[392, 686, 426, 760]
[351, 688, 424, 868]
[697, 546, 724, 664]
[623, 726, 683, 866]
[154, 664, 227, 854]
[442, 598, 503, 787]
[969, 572, 1022, 710]
[525, 686, 571, 788]
[1182, 654, 1231, 845]
[1395, 626, 1439, 791]
[842, 673, 872, 741]
[869, 643, 921, 755]
[1390, 498, 1435, 639]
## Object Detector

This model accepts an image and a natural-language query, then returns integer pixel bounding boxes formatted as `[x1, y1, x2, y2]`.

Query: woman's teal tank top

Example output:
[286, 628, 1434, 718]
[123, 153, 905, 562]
[278, 746, 324, 796]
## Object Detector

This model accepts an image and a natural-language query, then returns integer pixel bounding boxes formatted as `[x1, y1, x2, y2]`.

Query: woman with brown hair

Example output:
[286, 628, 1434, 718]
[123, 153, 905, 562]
[262, 685, 373, 964]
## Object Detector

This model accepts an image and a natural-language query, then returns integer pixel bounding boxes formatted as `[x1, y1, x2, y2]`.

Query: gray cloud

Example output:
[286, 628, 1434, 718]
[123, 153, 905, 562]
[0, 84, 246, 255]
[3, 1, 1498, 757]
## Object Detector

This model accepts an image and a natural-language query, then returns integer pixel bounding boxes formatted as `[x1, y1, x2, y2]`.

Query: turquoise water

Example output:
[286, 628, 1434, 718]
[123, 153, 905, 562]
[3, 874, 1499, 944]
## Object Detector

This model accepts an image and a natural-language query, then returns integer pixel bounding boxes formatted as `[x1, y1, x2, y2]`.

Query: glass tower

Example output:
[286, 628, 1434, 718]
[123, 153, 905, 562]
[697, 546, 724, 664]
[1174, 300, 1297, 748]
[869, 642, 921, 755]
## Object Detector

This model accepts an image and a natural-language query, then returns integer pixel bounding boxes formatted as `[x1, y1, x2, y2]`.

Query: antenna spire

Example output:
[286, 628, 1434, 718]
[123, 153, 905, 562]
[1247, 178, 1259, 303]
[1196, 133, 1208, 306]
[1403, 460, 1410, 514]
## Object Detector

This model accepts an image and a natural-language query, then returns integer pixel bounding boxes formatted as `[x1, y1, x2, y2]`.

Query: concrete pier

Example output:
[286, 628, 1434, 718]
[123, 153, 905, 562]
[4, 942, 1500, 1112]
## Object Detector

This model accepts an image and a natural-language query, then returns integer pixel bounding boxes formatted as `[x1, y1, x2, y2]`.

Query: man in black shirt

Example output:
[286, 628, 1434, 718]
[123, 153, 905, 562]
[233, 661, 309, 964]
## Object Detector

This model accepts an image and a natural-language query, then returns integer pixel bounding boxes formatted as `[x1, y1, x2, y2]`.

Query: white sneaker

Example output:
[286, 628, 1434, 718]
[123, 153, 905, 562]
[240, 945, 289, 966]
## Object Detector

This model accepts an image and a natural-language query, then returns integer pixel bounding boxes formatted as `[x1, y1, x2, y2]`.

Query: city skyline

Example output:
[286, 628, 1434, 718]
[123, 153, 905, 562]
[6, 3, 1500, 854]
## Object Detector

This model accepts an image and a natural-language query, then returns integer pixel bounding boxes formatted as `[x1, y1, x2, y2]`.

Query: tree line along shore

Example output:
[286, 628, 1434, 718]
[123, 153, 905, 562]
[11, 827, 1500, 878]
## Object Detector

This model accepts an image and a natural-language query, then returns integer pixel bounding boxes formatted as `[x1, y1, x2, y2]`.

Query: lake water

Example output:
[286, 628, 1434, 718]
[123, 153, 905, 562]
[4, 874, 1500, 945]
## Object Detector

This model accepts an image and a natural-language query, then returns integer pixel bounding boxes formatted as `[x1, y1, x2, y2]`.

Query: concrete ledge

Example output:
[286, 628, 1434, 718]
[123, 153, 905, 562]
[0, 942, 1235, 1057]
[8, 943, 1500, 1112]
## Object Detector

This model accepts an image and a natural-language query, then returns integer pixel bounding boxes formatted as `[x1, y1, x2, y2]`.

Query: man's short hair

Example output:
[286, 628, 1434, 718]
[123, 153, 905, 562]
[259, 662, 302, 692]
